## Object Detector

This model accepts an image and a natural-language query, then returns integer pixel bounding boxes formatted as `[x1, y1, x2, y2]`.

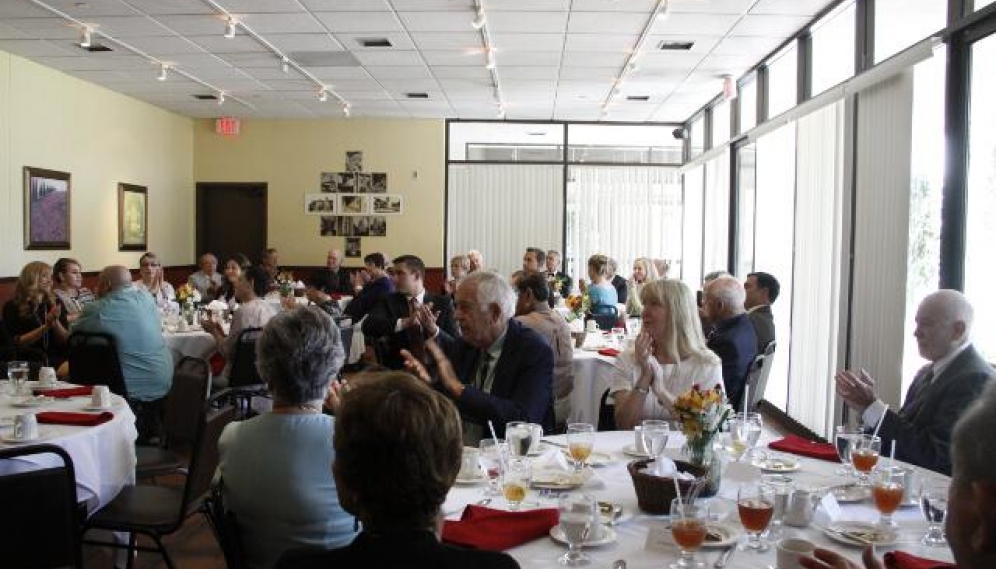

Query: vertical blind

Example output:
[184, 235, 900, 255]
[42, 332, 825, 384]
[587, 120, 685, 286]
[702, 150, 731, 276]
[681, 166, 705, 287]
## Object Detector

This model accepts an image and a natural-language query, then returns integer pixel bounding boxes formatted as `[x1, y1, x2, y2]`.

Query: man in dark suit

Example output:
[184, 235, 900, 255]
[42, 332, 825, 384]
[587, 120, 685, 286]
[836, 290, 994, 475]
[402, 271, 554, 444]
[745, 271, 779, 353]
[311, 248, 353, 296]
[337, 253, 394, 321]
[703, 276, 758, 410]
[544, 249, 573, 298]
[362, 255, 456, 370]
[607, 257, 628, 304]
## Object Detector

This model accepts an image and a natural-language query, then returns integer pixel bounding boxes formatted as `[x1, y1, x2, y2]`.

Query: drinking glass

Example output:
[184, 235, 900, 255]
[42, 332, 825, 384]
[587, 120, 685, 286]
[834, 425, 862, 478]
[670, 498, 707, 569]
[479, 438, 507, 497]
[719, 423, 747, 462]
[850, 435, 882, 484]
[557, 493, 597, 566]
[737, 483, 774, 552]
[760, 474, 795, 540]
[506, 421, 534, 457]
[502, 457, 532, 511]
[641, 420, 670, 467]
[871, 465, 906, 528]
[732, 412, 763, 461]
[566, 423, 595, 473]
[919, 478, 949, 546]
[611, 327, 626, 347]
[7, 361, 29, 396]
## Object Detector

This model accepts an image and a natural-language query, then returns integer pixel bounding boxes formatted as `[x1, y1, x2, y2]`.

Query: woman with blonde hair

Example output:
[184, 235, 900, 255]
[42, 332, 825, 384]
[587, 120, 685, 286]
[608, 279, 722, 429]
[134, 251, 175, 309]
[625, 257, 660, 317]
[584, 254, 617, 309]
[2, 261, 70, 367]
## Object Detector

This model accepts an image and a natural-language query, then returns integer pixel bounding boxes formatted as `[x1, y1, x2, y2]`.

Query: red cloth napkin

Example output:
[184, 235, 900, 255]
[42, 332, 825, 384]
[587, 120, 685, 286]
[32, 386, 93, 398]
[37, 411, 114, 427]
[768, 435, 840, 462]
[884, 551, 955, 569]
[442, 505, 559, 551]
[597, 348, 620, 357]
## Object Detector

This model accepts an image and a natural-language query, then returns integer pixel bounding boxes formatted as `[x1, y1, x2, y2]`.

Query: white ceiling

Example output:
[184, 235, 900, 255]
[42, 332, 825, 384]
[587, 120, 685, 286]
[0, 0, 835, 122]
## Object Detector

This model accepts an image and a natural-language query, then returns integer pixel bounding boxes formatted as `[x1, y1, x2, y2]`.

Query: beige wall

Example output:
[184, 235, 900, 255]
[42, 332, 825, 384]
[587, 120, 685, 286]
[192, 118, 445, 268]
[0, 51, 195, 278]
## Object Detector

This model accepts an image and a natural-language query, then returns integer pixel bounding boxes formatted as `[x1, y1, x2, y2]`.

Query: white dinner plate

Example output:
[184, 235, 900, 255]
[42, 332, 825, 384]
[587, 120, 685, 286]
[10, 397, 52, 408]
[752, 456, 801, 473]
[549, 524, 617, 547]
[830, 484, 869, 503]
[822, 522, 897, 547]
[453, 471, 487, 485]
[622, 444, 650, 458]
[531, 470, 589, 490]
[30, 382, 66, 391]
[659, 521, 742, 548]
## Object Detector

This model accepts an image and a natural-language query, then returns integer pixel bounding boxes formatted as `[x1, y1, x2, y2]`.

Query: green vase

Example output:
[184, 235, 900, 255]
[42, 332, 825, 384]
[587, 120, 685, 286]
[685, 437, 722, 497]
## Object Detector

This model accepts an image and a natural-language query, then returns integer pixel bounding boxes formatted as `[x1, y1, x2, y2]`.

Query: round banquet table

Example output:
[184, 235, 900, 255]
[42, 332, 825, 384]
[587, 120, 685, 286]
[442, 430, 955, 569]
[0, 382, 137, 513]
[569, 348, 617, 426]
[164, 329, 217, 363]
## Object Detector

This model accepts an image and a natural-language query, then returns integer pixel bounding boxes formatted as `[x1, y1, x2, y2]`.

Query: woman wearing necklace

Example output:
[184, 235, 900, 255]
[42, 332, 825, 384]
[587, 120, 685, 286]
[52, 257, 96, 323]
[2, 261, 70, 369]
[216, 306, 357, 569]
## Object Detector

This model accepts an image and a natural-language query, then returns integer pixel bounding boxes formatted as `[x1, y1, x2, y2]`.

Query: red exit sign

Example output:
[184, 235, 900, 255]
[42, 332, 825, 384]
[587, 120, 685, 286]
[215, 116, 240, 136]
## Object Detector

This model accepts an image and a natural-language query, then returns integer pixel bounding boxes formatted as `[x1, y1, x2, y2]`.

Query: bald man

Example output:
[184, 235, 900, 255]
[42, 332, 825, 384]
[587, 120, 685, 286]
[312, 249, 353, 296]
[703, 276, 758, 410]
[836, 290, 994, 475]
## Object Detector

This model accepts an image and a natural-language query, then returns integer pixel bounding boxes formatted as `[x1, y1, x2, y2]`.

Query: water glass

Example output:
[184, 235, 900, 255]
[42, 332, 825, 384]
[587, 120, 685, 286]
[871, 465, 906, 528]
[557, 493, 597, 566]
[479, 438, 507, 497]
[761, 474, 795, 540]
[640, 419, 670, 464]
[506, 421, 534, 457]
[566, 423, 594, 473]
[919, 478, 949, 546]
[738, 482, 775, 552]
[834, 425, 862, 478]
[732, 412, 763, 461]
[502, 458, 532, 511]
[670, 498, 708, 569]
[7, 361, 29, 396]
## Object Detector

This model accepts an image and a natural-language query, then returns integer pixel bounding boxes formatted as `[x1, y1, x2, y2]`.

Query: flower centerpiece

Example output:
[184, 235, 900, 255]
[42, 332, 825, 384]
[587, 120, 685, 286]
[275, 270, 295, 298]
[673, 383, 733, 496]
[175, 283, 201, 325]
[564, 291, 591, 322]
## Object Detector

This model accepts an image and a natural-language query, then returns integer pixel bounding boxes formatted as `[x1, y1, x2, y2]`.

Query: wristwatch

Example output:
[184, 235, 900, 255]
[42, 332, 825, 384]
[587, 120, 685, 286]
[634, 385, 650, 395]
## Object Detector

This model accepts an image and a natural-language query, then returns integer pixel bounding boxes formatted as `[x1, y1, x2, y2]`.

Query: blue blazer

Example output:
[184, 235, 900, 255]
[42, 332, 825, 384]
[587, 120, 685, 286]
[706, 313, 758, 410]
[437, 319, 555, 436]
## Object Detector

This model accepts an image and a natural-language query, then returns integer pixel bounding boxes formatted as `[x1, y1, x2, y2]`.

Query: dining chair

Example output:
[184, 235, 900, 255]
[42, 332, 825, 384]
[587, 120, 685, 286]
[745, 341, 777, 411]
[67, 331, 128, 397]
[587, 304, 619, 331]
[224, 327, 267, 417]
[0, 444, 83, 568]
[202, 478, 249, 569]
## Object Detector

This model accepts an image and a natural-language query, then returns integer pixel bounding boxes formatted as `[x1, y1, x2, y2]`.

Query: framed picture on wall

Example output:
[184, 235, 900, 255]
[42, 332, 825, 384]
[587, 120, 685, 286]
[372, 194, 403, 215]
[118, 183, 148, 251]
[339, 194, 368, 215]
[304, 193, 337, 215]
[345, 237, 361, 257]
[23, 166, 71, 250]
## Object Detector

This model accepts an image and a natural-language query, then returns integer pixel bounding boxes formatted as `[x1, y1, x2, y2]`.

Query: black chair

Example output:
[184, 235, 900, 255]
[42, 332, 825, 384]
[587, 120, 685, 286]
[0, 444, 83, 568]
[744, 341, 777, 411]
[225, 327, 267, 417]
[587, 304, 619, 331]
[203, 478, 248, 569]
[67, 331, 128, 397]
[597, 389, 616, 431]
[136, 356, 211, 480]
[82, 392, 238, 569]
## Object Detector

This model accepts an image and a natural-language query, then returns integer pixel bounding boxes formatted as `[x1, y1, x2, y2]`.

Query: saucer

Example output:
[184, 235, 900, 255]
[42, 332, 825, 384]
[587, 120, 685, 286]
[1, 428, 51, 444]
[822, 521, 897, 547]
[453, 471, 487, 485]
[11, 397, 51, 408]
[659, 521, 741, 548]
[550, 524, 617, 547]
[752, 456, 801, 473]
[531, 470, 589, 490]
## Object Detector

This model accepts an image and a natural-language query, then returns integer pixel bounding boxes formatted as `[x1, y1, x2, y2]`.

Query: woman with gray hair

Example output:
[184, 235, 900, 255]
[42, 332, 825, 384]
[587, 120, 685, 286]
[217, 306, 357, 569]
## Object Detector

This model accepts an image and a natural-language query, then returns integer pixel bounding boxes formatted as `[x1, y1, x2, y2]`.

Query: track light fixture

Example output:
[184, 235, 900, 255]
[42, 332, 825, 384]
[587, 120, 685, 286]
[472, 11, 485, 29]
[218, 92, 226, 105]
[343, 104, 351, 117]
[79, 27, 91, 48]
[157, 64, 168, 81]
[318, 89, 328, 102]
[224, 18, 237, 39]
[486, 49, 496, 70]
[281, 57, 289, 74]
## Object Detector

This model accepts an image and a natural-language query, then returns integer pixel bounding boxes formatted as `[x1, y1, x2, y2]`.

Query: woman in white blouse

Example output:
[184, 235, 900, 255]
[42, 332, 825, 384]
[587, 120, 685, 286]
[134, 252, 175, 309]
[609, 279, 722, 429]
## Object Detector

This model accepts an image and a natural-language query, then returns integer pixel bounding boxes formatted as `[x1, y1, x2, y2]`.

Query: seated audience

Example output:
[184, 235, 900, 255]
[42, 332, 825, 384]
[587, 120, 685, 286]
[443, 254, 470, 296]
[202, 266, 278, 386]
[219, 306, 357, 569]
[835, 290, 993, 475]
[467, 249, 484, 273]
[521, 247, 546, 274]
[514, 272, 574, 425]
[329, 253, 394, 321]
[744, 271, 779, 353]
[625, 257, 660, 317]
[275, 372, 518, 569]
[610, 280, 722, 429]
[362, 255, 456, 370]
[544, 249, 572, 297]
[312, 248, 353, 296]
[216, 254, 250, 306]
[702, 276, 757, 410]
[402, 271, 554, 444]
[584, 254, 618, 309]
[52, 257, 95, 322]
[73, 266, 172, 442]
[2, 261, 69, 368]
[801, 382, 996, 569]
[607, 257, 628, 305]
[188, 253, 224, 300]
[134, 251, 175, 309]
[259, 248, 280, 291]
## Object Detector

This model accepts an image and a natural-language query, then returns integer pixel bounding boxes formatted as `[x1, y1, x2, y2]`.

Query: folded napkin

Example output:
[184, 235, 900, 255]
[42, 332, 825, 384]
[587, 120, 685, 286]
[597, 348, 621, 357]
[33, 386, 93, 399]
[768, 435, 840, 462]
[884, 551, 956, 569]
[37, 411, 114, 427]
[443, 505, 559, 551]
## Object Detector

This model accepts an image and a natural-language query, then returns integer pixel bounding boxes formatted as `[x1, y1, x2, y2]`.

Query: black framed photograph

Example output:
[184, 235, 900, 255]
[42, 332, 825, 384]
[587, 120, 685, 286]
[355, 172, 372, 193]
[339, 194, 368, 215]
[371, 173, 387, 193]
[321, 172, 355, 193]
[346, 151, 363, 172]
[118, 183, 148, 251]
[24, 166, 71, 250]
[372, 194, 403, 215]
[345, 237, 361, 257]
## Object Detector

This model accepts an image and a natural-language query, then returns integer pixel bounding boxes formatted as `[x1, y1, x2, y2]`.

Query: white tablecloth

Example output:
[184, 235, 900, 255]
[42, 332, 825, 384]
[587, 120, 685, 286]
[164, 330, 217, 363]
[0, 385, 137, 513]
[569, 349, 617, 425]
[444, 430, 955, 569]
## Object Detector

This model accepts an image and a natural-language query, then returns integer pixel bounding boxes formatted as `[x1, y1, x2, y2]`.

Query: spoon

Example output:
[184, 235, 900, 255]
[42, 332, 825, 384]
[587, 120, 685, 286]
[476, 498, 492, 506]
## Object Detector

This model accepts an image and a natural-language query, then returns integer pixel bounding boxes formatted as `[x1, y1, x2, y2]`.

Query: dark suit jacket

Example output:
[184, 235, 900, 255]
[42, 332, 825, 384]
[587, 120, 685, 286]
[748, 305, 776, 354]
[275, 530, 519, 569]
[877, 345, 993, 475]
[311, 267, 353, 296]
[707, 313, 758, 410]
[344, 276, 394, 321]
[611, 274, 628, 304]
[437, 319, 555, 436]
[362, 291, 457, 369]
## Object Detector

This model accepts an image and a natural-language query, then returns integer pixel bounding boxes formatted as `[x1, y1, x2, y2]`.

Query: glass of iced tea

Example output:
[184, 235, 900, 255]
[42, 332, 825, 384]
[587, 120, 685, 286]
[871, 465, 906, 528]
[850, 435, 881, 483]
[670, 499, 707, 569]
[502, 457, 532, 510]
[479, 438, 507, 496]
[737, 483, 775, 552]
[567, 423, 595, 473]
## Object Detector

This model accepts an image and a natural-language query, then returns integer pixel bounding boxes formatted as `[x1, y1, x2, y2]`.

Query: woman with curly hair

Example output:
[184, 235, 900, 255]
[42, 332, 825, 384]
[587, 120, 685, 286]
[2, 261, 70, 367]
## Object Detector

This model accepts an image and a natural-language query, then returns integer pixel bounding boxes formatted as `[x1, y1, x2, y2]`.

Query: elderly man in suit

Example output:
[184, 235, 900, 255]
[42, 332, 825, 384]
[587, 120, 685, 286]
[744, 271, 779, 353]
[362, 255, 456, 370]
[703, 275, 758, 410]
[835, 289, 993, 475]
[402, 271, 554, 445]
[312, 248, 353, 296]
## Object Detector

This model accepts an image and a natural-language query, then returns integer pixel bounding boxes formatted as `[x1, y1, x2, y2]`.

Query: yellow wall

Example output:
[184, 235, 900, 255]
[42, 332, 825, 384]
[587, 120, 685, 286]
[192, 118, 445, 267]
[0, 51, 194, 278]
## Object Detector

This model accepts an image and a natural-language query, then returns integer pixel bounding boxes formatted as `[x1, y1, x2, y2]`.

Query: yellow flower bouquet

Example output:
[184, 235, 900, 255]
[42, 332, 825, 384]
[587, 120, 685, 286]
[673, 384, 732, 467]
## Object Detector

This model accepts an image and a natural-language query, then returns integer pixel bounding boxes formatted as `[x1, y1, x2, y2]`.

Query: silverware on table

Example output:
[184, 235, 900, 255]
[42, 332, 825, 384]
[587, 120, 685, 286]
[713, 545, 735, 568]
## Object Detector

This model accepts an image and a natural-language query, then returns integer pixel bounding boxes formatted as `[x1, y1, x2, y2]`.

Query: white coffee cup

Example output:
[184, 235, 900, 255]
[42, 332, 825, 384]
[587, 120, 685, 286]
[91, 385, 111, 408]
[633, 425, 647, 454]
[585, 319, 598, 332]
[38, 367, 57, 385]
[776, 538, 816, 569]
[459, 448, 481, 479]
[527, 423, 543, 454]
[13, 413, 39, 441]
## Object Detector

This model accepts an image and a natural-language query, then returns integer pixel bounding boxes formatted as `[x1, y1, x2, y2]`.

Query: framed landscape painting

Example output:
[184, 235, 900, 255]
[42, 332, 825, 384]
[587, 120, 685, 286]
[24, 166, 71, 250]
[118, 183, 148, 251]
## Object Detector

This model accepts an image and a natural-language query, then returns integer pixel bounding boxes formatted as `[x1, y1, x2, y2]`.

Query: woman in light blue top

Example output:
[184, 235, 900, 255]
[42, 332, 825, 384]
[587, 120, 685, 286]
[585, 254, 618, 308]
[217, 306, 357, 569]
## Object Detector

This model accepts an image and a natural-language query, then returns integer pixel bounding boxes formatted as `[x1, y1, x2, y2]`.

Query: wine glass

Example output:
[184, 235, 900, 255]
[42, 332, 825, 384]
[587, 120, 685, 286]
[850, 435, 882, 484]
[760, 474, 794, 540]
[670, 498, 708, 569]
[479, 438, 507, 497]
[834, 425, 862, 478]
[556, 493, 597, 566]
[732, 412, 763, 461]
[919, 478, 949, 546]
[566, 423, 595, 473]
[7, 361, 29, 397]
[871, 465, 905, 528]
[641, 419, 670, 468]
[502, 457, 532, 511]
[506, 421, 534, 457]
[737, 483, 774, 552]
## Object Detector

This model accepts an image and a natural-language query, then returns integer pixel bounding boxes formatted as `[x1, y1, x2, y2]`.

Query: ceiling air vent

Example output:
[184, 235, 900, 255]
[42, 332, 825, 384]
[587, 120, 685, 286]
[405, 92, 429, 99]
[81, 43, 112, 52]
[657, 40, 694, 51]
[359, 38, 393, 48]
[626, 95, 650, 101]
[194, 94, 219, 100]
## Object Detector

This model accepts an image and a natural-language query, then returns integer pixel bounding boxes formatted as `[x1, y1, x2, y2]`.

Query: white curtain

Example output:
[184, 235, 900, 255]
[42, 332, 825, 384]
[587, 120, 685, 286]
[681, 166, 705, 287]
[447, 164, 564, 279]
[702, 150, 731, 276]
[565, 166, 682, 285]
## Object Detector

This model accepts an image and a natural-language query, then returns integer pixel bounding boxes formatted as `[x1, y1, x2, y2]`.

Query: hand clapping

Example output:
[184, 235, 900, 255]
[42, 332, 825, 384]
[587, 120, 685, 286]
[834, 369, 877, 412]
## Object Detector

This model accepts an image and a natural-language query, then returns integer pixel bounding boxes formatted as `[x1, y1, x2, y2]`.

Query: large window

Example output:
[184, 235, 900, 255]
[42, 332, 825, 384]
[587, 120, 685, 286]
[811, 1, 855, 95]
[875, 0, 947, 63]
[739, 74, 758, 133]
[449, 122, 564, 162]
[568, 124, 682, 165]
[681, 166, 705, 286]
[734, 143, 756, 279]
[712, 99, 731, 147]
[702, 151, 731, 275]
[767, 44, 798, 118]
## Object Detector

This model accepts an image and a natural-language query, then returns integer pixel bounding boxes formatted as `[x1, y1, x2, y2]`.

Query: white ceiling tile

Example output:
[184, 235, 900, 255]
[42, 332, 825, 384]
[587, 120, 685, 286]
[155, 14, 233, 36]
[557, 67, 617, 81]
[712, 35, 785, 56]
[335, 90, 393, 100]
[489, 33, 565, 52]
[437, 77, 492, 90]
[186, 35, 270, 53]
[728, 14, 811, 37]
[120, 0, 215, 15]
[262, 79, 320, 91]
[651, 13, 740, 35]
[751, 0, 834, 16]
[397, 11, 476, 32]
[561, 51, 627, 67]
[0, 2, 57, 18]
[306, 67, 373, 80]
[567, 12, 649, 34]
[164, 53, 231, 68]
[0, 39, 79, 57]
[421, 50, 485, 66]
[312, 12, 402, 33]
[218, 52, 288, 67]
[643, 34, 723, 54]
[668, 0, 757, 14]
[488, 0, 571, 10]
[486, 12, 569, 34]
[245, 66, 305, 80]
[334, 33, 414, 50]
[446, 90, 497, 102]
[571, 0, 657, 12]
[265, 33, 343, 52]
[366, 65, 432, 80]
[2, 18, 84, 40]
[353, 50, 424, 66]
[378, 79, 441, 91]
[696, 53, 760, 75]
[639, 52, 707, 69]
[240, 13, 326, 34]
[409, 32, 480, 50]
[563, 34, 637, 52]
[33, 54, 152, 71]
[221, 0, 307, 13]
[42, 0, 139, 17]
[117, 35, 204, 55]
[499, 66, 559, 80]
[495, 51, 561, 66]
[430, 66, 492, 79]
[391, 0, 474, 9]
[0, 23, 31, 40]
